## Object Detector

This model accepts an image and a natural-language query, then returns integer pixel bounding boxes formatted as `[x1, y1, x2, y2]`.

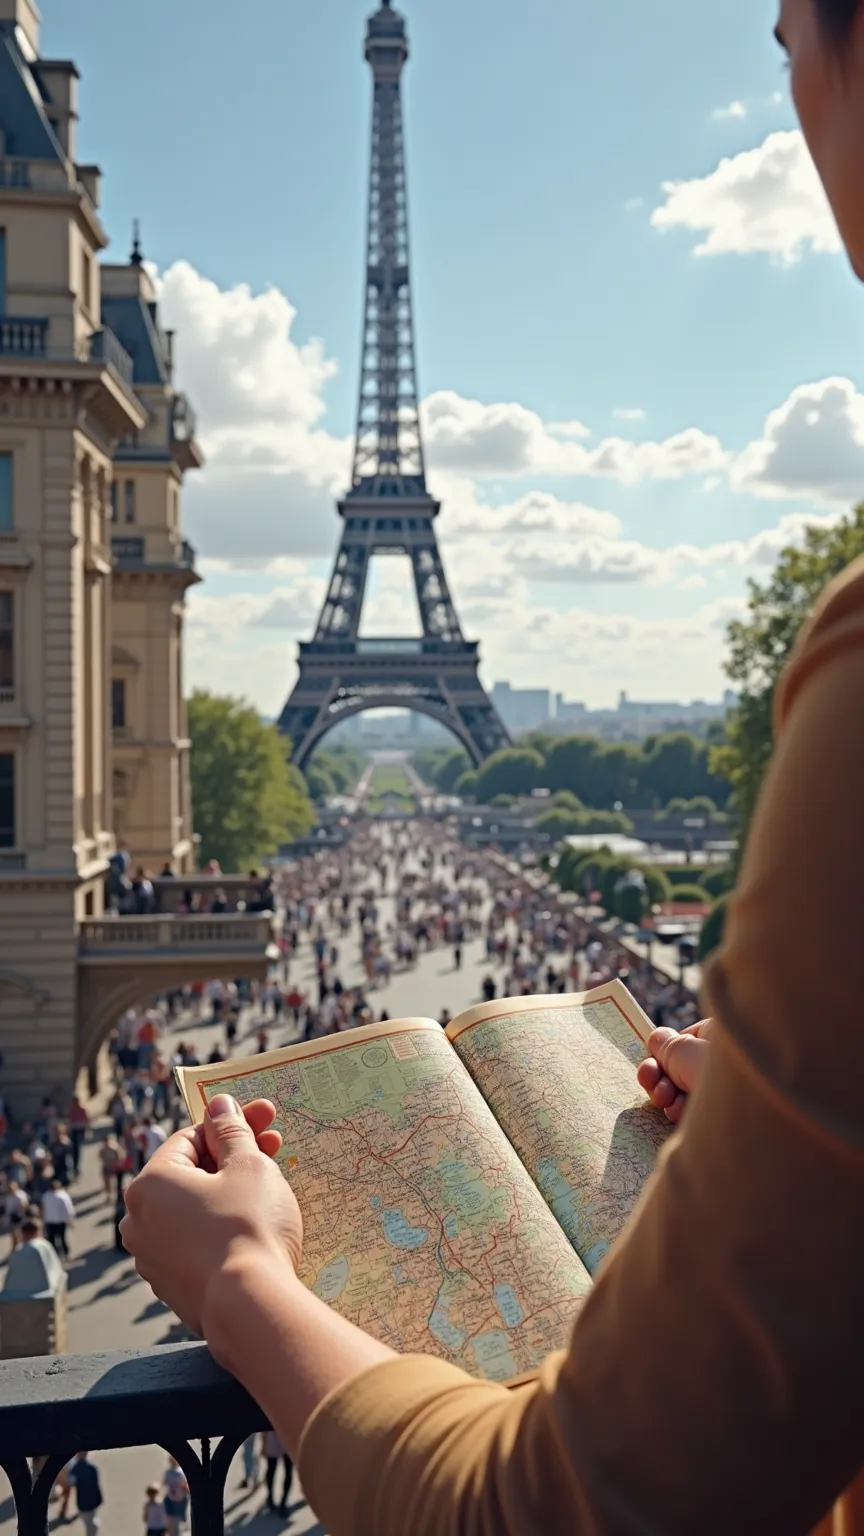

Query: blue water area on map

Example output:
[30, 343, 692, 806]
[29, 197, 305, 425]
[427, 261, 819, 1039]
[313, 1255, 349, 1302]
[393, 1264, 409, 1285]
[536, 1157, 582, 1240]
[472, 1330, 517, 1380]
[383, 1208, 429, 1249]
[443, 1213, 459, 1240]
[494, 1284, 524, 1329]
[429, 1306, 466, 1352]
[370, 1195, 382, 1208]
[582, 1241, 609, 1271]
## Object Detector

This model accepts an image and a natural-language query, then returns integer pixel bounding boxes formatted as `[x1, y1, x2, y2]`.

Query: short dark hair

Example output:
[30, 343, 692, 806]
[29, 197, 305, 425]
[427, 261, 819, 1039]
[815, 0, 861, 44]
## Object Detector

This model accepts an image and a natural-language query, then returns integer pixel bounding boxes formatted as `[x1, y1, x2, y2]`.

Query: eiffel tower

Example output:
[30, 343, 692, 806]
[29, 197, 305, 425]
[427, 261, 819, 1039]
[278, 0, 510, 769]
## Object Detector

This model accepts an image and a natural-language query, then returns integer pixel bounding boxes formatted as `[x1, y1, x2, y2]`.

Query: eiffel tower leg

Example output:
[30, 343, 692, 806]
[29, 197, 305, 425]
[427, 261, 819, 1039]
[411, 542, 463, 644]
[437, 674, 511, 762]
[278, 680, 340, 768]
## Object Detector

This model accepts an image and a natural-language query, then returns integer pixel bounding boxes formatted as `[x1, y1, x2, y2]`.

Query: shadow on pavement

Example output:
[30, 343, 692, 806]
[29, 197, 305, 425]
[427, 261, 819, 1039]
[133, 1296, 169, 1325]
[226, 1495, 322, 1534]
[67, 1251, 138, 1297]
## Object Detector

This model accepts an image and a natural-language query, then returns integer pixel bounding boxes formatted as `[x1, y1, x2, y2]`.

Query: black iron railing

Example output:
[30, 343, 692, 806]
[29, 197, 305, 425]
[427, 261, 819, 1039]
[89, 327, 135, 390]
[172, 392, 198, 443]
[0, 1342, 269, 1536]
[0, 318, 48, 358]
[111, 536, 145, 565]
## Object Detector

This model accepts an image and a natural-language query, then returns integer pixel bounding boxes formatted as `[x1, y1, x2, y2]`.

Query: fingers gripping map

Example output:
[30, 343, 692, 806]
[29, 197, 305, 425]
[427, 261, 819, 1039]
[197, 1022, 591, 1382]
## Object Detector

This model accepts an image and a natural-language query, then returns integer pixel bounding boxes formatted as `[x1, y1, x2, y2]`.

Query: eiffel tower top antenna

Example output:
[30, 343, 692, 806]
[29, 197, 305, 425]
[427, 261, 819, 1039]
[351, 0, 426, 497]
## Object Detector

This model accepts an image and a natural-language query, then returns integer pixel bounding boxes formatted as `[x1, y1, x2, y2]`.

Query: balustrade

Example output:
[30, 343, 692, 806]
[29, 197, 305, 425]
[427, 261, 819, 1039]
[0, 1342, 269, 1536]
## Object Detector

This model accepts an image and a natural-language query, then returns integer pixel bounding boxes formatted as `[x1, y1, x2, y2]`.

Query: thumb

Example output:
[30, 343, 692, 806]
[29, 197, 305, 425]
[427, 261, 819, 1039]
[203, 1095, 257, 1170]
[659, 1033, 710, 1097]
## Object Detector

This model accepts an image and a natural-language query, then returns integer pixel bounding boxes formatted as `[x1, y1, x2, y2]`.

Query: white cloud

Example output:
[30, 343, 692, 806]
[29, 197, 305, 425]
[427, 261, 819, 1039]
[423, 390, 726, 482]
[470, 596, 748, 706]
[651, 129, 841, 264]
[157, 258, 864, 714]
[733, 378, 864, 503]
[612, 407, 646, 422]
[713, 100, 748, 121]
[157, 261, 350, 568]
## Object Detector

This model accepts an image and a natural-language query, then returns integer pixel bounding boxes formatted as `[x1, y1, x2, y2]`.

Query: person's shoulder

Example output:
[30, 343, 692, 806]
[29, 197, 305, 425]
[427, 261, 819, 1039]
[777, 554, 864, 729]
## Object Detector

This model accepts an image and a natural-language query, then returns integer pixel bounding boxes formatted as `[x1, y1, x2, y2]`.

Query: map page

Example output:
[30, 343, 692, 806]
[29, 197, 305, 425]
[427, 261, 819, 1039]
[448, 982, 671, 1276]
[178, 1019, 591, 1382]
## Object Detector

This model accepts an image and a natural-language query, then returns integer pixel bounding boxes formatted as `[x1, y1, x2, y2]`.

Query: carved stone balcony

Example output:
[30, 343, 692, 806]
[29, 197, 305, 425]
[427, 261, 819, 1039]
[76, 912, 281, 1076]
[0, 1342, 269, 1536]
[78, 912, 280, 963]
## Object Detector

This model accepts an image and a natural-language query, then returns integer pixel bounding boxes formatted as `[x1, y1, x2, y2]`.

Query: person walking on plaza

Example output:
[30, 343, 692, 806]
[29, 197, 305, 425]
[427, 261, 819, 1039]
[263, 1428, 292, 1517]
[67, 1095, 89, 1178]
[41, 1177, 74, 1258]
[3, 1179, 27, 1254]
[163, 1457, 189, 1536]
[50, 1123, 74, 1187]
[239, 1433, 259, 1490]
[140, 1118, 167, 1165]
[143, 1483, 168, 1536]
[67, 1453, 103, 1536]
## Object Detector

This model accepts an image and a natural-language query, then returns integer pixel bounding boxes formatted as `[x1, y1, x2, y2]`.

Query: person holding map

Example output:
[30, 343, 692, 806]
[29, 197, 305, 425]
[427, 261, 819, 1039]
[121, 3, 864, 1533]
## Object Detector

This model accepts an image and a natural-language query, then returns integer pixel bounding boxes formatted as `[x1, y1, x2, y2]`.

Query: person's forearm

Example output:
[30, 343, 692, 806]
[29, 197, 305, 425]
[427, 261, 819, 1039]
[203, 1259, 395, 1457]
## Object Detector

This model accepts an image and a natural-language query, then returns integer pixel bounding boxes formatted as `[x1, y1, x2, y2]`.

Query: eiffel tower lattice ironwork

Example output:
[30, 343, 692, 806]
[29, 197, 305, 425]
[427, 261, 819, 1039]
[278, 0, 510, 769]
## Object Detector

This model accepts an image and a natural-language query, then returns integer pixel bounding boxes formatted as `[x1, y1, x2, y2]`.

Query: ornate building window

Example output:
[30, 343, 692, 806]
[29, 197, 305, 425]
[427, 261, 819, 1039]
[112, 677, 127, 731]
[0, 754, 14, 847]
[0, 593, 12, 692]
[0, 454, 11, 531]
[124, 479, 136, 524]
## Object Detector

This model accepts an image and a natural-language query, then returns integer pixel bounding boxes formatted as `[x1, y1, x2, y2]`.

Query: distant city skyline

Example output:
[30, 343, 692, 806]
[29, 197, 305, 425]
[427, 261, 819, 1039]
[40, 0, 864, 712]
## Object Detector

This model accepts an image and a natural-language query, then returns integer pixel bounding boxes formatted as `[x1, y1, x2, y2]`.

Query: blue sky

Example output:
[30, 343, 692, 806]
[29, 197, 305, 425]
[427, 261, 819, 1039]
[44, 0, 864, 709]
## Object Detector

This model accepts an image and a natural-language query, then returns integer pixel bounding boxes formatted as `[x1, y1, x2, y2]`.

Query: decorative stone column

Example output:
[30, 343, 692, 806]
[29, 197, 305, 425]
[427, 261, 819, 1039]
[0, 1238, 68, 1358]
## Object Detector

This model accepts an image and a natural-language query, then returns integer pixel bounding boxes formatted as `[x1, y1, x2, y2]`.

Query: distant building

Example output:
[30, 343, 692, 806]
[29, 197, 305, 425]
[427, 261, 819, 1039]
[554, 696, 588, 724]
[491, 682, 554, 734]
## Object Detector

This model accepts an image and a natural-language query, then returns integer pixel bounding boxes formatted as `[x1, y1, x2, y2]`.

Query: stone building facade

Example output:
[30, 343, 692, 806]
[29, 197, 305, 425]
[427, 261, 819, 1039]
[0, 0, 275, 1111]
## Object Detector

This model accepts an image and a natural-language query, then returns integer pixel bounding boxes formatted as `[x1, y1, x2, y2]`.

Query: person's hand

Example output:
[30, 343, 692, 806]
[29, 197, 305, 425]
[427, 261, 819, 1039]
[637, 1021, 712, 1124]
[120, 1097, 302, 1337]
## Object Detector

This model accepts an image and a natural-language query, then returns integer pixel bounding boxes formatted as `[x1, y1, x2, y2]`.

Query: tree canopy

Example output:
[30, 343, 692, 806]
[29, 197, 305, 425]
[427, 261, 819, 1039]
[427, 729, 728, 811]
[188, 691, 314, 870]
[474, 748, 545, 801]
[713, 505, 864, 837]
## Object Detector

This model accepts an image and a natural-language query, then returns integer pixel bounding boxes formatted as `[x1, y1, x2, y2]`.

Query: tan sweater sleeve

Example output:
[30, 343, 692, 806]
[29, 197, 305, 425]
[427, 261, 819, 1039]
[299, 558, 864, 1536]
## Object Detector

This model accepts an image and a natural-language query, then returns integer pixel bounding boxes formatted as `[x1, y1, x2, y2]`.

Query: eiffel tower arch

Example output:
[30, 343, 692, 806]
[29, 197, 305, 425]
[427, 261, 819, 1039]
[279, 0, 510, 771]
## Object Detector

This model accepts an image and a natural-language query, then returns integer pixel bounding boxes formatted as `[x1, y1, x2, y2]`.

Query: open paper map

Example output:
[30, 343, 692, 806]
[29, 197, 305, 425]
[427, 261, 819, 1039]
[177, 981, 670, 1382]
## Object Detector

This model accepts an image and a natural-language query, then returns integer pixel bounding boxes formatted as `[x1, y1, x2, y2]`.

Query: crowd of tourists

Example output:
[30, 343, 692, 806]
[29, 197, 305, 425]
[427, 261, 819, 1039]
[0, 818, 697, 1263]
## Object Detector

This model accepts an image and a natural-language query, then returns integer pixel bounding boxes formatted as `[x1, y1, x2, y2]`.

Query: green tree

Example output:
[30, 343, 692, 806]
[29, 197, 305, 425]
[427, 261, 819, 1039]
[517, 730, 556, 760]
[305, 762, 336, 803]
[474, 748, 544, 801]
[188, 691, 314, 869]
[713, 505, 864, 838]
[436, 748, 472, 793]
[454, 769, 478, 800]
[552, 789, 584, 812]
[640, 734, 726, 810]
[668, 883, 711, 905]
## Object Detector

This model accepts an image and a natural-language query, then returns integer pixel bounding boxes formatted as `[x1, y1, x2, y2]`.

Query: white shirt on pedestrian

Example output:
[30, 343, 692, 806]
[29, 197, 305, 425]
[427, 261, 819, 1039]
[142, 1124, 167, 1162]
[41, 1188, 75, 1225]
